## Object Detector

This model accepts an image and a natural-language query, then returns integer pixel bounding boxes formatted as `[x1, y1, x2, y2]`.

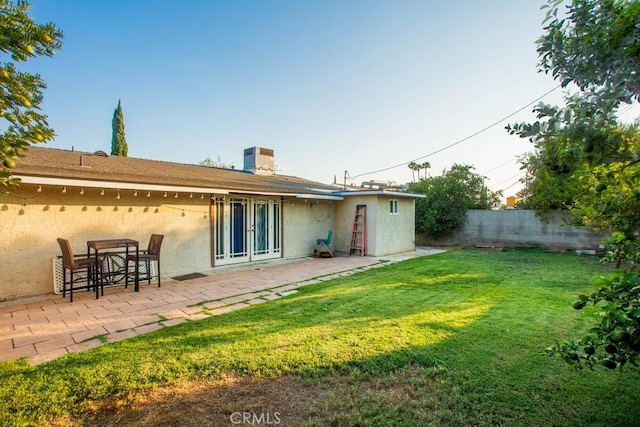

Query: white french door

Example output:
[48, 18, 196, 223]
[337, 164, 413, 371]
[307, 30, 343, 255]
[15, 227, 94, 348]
[212, 196, 281, 266]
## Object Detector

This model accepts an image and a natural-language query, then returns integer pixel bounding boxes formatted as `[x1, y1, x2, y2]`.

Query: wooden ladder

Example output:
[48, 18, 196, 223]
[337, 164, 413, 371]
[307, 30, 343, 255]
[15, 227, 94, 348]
[349, 204, 367, 256]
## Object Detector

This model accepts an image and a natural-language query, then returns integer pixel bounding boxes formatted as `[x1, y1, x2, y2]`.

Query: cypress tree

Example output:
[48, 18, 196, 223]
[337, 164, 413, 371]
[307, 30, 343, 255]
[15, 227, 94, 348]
[110, 100, 128, 156]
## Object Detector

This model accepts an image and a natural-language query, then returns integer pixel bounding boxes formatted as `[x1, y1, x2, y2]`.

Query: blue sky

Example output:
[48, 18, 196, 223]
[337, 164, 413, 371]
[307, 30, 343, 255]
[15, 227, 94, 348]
[26, 0, 567, 196]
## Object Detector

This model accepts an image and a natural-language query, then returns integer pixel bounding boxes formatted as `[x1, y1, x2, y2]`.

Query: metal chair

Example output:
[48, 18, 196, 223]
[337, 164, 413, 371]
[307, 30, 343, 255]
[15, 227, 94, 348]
[127, 234, 164, 287]
[57, 238, 103, 302]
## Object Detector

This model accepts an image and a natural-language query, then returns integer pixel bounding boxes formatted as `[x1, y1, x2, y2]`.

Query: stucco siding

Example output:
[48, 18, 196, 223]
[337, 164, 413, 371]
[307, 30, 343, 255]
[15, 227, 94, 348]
[336, 195, 416, 256]
[282, 200, 336, 257]
[0, 185, 212, 299]
[0, 189, 342, 299]
[374, 197, 416, 256]
[336, 197, 373, 254]
[1, 183, 417, 300]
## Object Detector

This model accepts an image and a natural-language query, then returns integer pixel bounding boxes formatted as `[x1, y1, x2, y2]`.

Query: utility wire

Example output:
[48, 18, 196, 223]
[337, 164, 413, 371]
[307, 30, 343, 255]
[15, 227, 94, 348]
[501, 177, 524, 192]
[350, 84, 561, 179]
[481, 157, 520, 176]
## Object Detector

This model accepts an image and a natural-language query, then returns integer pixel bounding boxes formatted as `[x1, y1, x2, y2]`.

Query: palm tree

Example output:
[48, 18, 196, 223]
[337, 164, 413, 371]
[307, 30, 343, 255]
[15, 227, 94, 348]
[421, 162, 431, 179]
[408, 162, 420, 182]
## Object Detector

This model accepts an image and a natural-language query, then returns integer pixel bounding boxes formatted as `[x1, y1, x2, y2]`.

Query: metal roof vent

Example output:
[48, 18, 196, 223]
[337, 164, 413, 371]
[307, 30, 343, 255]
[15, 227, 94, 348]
[243, 147, 275, 175]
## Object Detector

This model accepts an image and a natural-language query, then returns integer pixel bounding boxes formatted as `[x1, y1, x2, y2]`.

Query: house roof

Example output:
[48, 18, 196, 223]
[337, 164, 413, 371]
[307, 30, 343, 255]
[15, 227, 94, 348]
[12, 147, 343, 199]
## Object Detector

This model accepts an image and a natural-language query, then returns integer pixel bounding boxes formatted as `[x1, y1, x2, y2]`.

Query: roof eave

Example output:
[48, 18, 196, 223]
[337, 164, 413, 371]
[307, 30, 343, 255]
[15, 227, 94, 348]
[14, 175, 230, 195]
[335, 190, 425, 198]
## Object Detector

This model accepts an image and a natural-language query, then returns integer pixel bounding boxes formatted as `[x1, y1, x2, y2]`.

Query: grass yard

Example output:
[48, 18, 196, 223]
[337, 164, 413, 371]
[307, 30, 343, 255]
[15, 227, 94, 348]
[1, 248, 639, 426]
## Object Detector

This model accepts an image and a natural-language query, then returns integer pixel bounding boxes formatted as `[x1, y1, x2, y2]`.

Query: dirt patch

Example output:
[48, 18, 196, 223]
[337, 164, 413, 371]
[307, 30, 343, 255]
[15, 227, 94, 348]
[56, 366, 443, 426]
[72, 374, 337, 426]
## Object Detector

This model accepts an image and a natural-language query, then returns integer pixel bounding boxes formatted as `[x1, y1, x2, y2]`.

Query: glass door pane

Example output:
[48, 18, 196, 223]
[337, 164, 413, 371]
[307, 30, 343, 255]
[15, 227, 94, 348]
[253, 201, 268, 255]
[230, 199, 247, 258]
[214, 198, 225, 261]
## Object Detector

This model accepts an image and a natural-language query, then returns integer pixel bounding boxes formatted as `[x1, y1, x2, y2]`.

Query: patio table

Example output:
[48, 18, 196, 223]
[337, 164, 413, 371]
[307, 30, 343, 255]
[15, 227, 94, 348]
[87, 238, 140, 292]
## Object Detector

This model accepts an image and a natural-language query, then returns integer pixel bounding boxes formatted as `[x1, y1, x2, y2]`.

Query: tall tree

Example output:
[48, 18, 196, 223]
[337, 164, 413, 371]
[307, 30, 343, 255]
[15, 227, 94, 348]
[407, 161, 420, 182]
[508, 0, 640, 370]
[0, 0, 63, 194]
[408, 164, 496, 239]
[420, 161, 431, 179]
[110, 99, 127, 156]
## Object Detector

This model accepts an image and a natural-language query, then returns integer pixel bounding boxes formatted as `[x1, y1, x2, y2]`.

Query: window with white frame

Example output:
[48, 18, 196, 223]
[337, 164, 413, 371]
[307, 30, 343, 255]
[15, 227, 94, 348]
[389, 199, 398, 215]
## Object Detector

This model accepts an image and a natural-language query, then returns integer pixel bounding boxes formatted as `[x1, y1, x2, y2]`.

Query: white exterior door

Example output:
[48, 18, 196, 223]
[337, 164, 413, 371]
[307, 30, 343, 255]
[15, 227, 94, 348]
[212, 196, 281, 266]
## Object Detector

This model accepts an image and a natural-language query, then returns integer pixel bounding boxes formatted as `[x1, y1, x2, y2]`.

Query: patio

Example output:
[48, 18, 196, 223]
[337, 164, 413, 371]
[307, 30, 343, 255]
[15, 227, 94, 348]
[0, 249, 443, 365]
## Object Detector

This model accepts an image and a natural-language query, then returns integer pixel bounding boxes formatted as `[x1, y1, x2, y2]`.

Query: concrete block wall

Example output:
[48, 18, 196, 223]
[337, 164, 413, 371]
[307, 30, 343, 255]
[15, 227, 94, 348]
[418, 209, 607, 250]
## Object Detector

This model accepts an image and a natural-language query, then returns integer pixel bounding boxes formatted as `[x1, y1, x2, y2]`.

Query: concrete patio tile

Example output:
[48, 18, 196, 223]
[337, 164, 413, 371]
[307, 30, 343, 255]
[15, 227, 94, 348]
[10, 311, 31, 322]
[103, 320, 139, 334]
[91, 307, 124, 319]
[13, 332, 53, 348]
[12, 316, 50, 330]
[54, 323, 88, 337]
[142, 299, 167, 309]
[1, 344, 36, 362]
[29, 321, 70, 336]
[117, 303, 147, 314]
[0, 312, 12, 323]
[74, 310, 100, 324]
[134, 323, 163, 335]
[158, 309, 187, 319]
[0, 338, 13, 353]
[26, 298, 56, 308]
[46, 311, 81, 323]
[106, 329, 138, 343]
[202, 301, 227, 310]
[162, 318, 187, 327]
[99, 300, 131, 310]
[262, 293, 282, 301]
[182, 297, 210, 306]
[130, 314, 162, 327]
[72, 327, 108, 343]
[210, 306, 237, 316]
[220, 295, 250, 305]
[185, 313, 210, 321]
[161, 294, 189, 304]
[30, 348, 68, 365]
[67, 338, 103, 354]
[82, 298, 109, 308]
[223, 302, 251, 312]
[82, 316, 118, 329]
[34, 335, 75, 354]
[180, 306, 205, 316]
[0, 323, 13, 336]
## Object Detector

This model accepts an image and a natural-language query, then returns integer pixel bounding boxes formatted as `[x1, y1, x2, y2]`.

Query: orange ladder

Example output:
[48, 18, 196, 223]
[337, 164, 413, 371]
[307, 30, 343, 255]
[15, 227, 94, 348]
[349, 204, 367, 256]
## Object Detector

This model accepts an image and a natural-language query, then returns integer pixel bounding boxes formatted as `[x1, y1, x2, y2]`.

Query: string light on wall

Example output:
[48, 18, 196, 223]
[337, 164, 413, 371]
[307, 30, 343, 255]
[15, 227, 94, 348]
[80, 188, 84, 195]
[201, 194, 204, 199]
[190, 193, 193, 198]
[62, 187, 67, 193]
[37, 185, 42, 192]
[147, 191, 151, 197]
[174, 193, 178, 198]
[133, 190, 138, 197]
[164, 192, 168, 198]
[100, 189, 105, 196]
[117, 191, 121, 200]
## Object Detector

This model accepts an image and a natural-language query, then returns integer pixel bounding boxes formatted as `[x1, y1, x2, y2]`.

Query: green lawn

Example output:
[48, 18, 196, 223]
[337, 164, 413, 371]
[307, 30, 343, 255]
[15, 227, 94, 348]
[1, 248, 639, 426]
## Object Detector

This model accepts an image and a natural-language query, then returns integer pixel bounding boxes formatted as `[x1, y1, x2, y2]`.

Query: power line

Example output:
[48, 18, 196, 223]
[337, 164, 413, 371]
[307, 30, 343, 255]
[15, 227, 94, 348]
[350, 84, 561, 179]
[501, 178, 524, 192]
[481, 157, 520, 176]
